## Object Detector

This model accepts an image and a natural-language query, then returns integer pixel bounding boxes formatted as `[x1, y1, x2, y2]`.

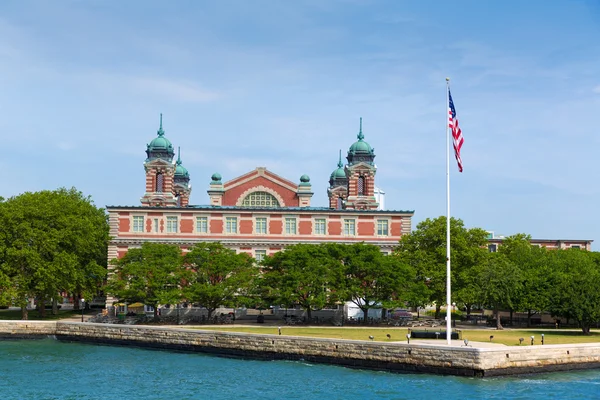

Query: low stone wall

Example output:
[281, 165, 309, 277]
[0, 320, 57, 339]
[2, 321, 600, 377]
[54, 322, 482, 376]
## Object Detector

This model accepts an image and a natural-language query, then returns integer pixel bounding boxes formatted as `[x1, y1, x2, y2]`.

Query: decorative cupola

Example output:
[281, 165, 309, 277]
[207, 172, 224, 206]
[297, 174, 313, 207]
[140, 114, 178, 207]
[328, 150, 348, 209]
[345, 118, 378, 210]
[146, 114, 175, 162]
[172, 147, 192, 207]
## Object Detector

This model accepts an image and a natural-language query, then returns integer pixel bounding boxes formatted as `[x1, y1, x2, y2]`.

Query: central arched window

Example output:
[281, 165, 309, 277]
[241, 191, 280, 207]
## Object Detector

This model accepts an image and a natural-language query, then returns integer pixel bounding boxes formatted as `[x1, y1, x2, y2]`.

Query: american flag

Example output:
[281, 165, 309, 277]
[448, 89, 464, 172]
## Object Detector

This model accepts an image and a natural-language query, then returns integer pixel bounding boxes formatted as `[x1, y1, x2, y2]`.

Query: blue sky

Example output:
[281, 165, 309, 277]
[1, 0, 600, 243]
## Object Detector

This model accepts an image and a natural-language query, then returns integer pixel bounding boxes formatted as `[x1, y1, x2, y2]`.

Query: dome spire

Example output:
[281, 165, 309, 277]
[176, 146, 182, 165]
[357, 117, 364, 141]
[337, 149, 343, 168]
[157, 113, 165, 137]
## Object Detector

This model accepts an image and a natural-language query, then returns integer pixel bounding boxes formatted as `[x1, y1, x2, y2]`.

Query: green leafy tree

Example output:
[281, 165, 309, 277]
[0, 188, 109, 320]
[260, 243, 342, 321]
[107, 243, 184, 320]
[338, 243, 415, 324]
[183, 242, 257, 320]
[499, 234, 552, 326]
[547, 249, 600, 335]
[476, 252, 522, 330]
[395, 216, 488, 319]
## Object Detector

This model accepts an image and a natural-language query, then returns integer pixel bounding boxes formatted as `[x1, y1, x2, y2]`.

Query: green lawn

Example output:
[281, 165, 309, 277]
[191, 326, 600, 346]
[0, 308, 95, 321]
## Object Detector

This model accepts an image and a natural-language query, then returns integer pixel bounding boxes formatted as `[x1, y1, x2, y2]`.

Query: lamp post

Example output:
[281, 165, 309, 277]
[81, 298, 85, 323]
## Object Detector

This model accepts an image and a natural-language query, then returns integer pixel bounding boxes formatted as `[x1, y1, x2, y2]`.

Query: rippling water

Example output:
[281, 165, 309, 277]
[1, 339, 599, 399]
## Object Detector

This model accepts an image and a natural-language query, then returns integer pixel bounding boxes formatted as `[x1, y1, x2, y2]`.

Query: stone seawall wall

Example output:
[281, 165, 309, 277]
[477, 344, 600, 376]
[0, 321, 57, 338]
[54, 322, 482, 376]
[2, 321, 600, 377]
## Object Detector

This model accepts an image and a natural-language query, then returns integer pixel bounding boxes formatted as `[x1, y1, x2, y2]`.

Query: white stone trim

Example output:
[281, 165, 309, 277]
[224, 214, 240, 235]
[313, 217, 328, 235]
[253, 215, 269, 235]
[195, 215, 211, 235]
[375, 218, 391, 237]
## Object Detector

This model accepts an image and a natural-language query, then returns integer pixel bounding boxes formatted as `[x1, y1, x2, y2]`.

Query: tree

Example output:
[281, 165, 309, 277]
[476, 252, 522, 330]
[183, 242, 257, 320]
[338, 243, 415, 324]
[107, 243, 184, 320]
[547, 249, 600, 335]
[260, 244, 342, 321]
[0, 188, 109, 320]
[395, 216, 488, 319]
[499, 234, 552, 327]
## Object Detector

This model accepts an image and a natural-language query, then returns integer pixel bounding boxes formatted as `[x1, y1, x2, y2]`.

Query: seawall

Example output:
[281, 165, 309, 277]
[2, 321, 600, 377]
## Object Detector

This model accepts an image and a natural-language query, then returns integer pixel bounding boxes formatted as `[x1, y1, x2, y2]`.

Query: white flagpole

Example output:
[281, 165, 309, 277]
[445, 77, 452, 346]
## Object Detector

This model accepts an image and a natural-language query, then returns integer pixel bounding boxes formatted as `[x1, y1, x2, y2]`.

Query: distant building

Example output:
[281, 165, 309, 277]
[374, 186, 385, 211]
[106, 116, 414, 307]
[486, 231, 592, 252]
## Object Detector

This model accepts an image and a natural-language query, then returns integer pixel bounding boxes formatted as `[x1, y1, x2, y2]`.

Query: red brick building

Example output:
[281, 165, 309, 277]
[106, 116, 414, 286]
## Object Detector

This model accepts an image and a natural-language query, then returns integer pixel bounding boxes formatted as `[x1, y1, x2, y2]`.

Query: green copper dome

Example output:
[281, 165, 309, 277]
[348, 117, 374, 154]
[146, 113, 175, 162]
[211, 172, 222, 184]
[173, 147, 190, 187]
[174, 147, 189, 179]
[329, 150, 348, 187]
[330, 150, 346, 180]
[347, 117, 375, 165]
[330, 167, 346, 180]
[299, 174, 311, 187]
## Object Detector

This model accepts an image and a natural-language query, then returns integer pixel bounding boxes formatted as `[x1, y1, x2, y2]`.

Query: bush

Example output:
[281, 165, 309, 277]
[423, 308, 463, 320]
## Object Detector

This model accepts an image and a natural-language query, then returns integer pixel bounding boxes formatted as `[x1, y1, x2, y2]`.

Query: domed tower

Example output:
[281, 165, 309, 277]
[345, 118, 378, 210]
[328, 150, 348, 209]
[140, 114, 178, 207]
[297, 174, 313, 207]
[173, 147, 192, 207]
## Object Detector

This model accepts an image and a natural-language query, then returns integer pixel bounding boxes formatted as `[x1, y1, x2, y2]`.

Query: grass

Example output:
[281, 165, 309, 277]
[0, 308, 96, 321]
[190, 326, 600, 346]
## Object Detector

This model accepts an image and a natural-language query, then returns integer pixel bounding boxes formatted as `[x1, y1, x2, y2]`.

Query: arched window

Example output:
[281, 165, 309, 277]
[358, 176, 365, 195]
[337, 197, 343, 210]
[241, 191, 280, 207]
[156, 173, 164, 193]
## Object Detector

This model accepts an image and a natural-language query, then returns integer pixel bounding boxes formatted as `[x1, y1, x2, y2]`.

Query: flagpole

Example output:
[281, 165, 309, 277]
[445, 77, 452, 346]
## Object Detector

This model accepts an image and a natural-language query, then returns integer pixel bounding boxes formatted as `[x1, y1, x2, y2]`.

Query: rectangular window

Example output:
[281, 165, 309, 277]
[488, 244, 497, 253]
[226, 217, 238, 234]
[166, 216, 178, 233]
[196, 217, 208, 233]
[343, 219, 355, 236]
[314, 219, 326, 235]
[255, 217, 267, 234]
[132, 216, 144, 232]
[255, 250, 267, 263]
[153, 218, 159, 233]
[377, 220, 389, 236]
[285, 218, 297, 235]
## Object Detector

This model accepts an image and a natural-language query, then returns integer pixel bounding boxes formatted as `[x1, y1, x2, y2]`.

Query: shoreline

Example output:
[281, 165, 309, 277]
[2, 320, 600, 377]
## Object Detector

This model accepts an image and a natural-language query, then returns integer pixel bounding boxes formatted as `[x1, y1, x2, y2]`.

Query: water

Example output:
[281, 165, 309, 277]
[1, 339, 599, 400]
